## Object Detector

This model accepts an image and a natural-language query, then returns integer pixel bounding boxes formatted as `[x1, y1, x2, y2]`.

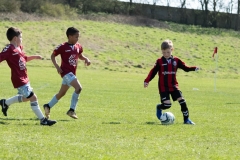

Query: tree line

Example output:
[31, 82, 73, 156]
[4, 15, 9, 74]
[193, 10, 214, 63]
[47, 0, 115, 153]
[0, 0, 239, 30]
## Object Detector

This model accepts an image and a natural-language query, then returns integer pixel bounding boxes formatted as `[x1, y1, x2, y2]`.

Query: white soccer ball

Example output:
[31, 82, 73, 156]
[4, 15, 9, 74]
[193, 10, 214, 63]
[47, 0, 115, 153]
[160, 112, 175, 125]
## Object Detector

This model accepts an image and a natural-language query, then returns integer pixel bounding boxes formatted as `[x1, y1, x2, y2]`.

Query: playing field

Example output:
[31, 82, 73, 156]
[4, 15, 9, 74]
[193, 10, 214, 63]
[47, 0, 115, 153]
[0, 19, 240, 159]
[0, 64, 239, 159]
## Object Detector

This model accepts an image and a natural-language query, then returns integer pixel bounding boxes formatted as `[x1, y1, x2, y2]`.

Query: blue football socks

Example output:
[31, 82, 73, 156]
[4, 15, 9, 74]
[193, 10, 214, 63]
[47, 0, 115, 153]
[48, 95, 58, 108]
[70, 92, 79, 110]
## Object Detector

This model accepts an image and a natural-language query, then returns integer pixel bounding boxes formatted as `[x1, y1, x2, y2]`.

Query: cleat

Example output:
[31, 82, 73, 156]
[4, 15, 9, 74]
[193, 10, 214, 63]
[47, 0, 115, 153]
[184, 119, 195, 125]
[43, 104, 50, 119]
[67, 110, 78, 119]
[0, 99, 9, 116]
[156, 104, 162, 120]
[40, 118, 57, 126]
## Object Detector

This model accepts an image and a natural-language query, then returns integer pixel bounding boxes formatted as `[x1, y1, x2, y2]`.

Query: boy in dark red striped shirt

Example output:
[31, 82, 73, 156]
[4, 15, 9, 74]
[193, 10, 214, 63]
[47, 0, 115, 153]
[144, 39, 199, 125]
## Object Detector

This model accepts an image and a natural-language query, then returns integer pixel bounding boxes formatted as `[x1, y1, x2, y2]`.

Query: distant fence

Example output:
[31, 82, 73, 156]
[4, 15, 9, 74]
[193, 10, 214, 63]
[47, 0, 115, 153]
[125, 2, 239, 30]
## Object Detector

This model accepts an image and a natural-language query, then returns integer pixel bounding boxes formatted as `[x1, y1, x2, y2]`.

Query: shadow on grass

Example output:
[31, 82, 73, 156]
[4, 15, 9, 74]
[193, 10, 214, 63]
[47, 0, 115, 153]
[226, 103, 240, 104]
[0, 117, 38, 121]
[102, 122, 161, 125]
[145, 122, 160, 125]
[0, 121, 10, 125]
[102, 122, 121, 124]
[57, 119, 71, 122]
[0, 117, 39, 125]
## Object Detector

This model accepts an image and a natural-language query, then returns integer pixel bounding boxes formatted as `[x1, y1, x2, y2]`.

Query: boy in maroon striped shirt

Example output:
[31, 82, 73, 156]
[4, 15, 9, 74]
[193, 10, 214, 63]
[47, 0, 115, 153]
[144, 39, 199, 125]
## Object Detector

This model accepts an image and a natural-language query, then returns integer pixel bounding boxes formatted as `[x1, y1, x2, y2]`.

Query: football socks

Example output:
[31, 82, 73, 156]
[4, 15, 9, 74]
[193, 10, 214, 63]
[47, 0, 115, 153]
[70, 92, 79, 110]
[5, 95, 23, 106]
[31, 101, 44, 120]
[48, 95, 58, 108]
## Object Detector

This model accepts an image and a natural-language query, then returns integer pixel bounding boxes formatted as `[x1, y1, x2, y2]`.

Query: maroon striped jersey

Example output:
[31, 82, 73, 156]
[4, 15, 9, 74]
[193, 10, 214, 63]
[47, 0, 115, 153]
[0, 44, 29, 88]
[144, 56, 197, 92]
[53, 42, 83, 77]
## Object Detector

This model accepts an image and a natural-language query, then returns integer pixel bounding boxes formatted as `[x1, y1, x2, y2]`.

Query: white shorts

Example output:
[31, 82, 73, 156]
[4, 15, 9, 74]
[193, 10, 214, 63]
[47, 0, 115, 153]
[17, 82, 33, 98]
[62, 72, 77, 87]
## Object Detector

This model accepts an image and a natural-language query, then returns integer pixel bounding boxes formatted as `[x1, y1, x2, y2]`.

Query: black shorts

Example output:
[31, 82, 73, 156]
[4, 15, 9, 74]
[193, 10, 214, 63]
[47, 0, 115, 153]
[160, 90, 183, 103]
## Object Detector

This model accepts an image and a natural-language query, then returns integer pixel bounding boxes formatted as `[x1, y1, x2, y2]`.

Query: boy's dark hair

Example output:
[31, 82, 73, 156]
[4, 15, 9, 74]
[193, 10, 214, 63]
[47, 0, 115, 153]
[66, 27, 79, 37]
[6, 27, 22, 41]
[161, 39, 173, 50]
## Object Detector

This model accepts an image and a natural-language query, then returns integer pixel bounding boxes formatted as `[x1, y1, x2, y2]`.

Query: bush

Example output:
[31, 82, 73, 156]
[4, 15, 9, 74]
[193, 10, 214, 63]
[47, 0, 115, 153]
[0, 0, 20, 12]
[38, 2, 77, 18]
[20, 0, 43, 13]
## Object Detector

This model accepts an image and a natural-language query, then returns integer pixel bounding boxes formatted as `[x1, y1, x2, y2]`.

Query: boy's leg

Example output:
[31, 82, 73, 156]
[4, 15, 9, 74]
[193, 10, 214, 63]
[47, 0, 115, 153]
[156, 104, 162, 120]
[43, 82, 69, 119]
[28, 94, 57, 126]
[1, 94, 25, 116]
[173, 90, 195, 125]
[18, 83, 57, 126]
[157, 92, 171, 120]
[67, 78, 82, 119]
[0, 99, 9, 116]
[5, 95, 24, 106]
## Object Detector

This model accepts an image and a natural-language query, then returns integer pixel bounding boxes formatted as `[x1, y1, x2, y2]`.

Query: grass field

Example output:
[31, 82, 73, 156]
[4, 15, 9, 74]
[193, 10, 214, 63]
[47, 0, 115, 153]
[0, 63, 240, 159]
[0, 17, 240, 159]
[1, 18, 240, 78]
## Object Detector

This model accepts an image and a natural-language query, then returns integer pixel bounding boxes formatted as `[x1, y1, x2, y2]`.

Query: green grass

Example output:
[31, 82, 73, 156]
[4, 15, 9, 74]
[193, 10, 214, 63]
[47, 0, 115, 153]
[0, 63, 240, 159]
[1, 18, 240, 159]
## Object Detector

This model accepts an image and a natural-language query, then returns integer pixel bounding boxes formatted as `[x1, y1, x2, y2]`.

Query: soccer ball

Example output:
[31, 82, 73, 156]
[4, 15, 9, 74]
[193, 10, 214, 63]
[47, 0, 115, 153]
[160, 112, 175, 125]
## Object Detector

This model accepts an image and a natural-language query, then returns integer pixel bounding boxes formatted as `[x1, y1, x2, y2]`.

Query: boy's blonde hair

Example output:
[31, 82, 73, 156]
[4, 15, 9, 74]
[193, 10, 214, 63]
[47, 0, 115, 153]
[161, 39, 173, 50]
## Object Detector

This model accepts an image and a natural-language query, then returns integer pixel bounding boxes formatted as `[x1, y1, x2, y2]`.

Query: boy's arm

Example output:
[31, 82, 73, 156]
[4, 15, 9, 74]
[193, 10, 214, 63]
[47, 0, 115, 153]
[26, 55, 43, 62]
[51, 53, 63, 74]
[178, 59, 199, 72]
[79, 54, 91, 66]
[144, 60, 160, 87]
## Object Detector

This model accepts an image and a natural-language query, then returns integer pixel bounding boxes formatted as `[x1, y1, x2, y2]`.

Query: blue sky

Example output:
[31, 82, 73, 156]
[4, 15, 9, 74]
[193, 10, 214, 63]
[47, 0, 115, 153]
[118, 0, 238, 13]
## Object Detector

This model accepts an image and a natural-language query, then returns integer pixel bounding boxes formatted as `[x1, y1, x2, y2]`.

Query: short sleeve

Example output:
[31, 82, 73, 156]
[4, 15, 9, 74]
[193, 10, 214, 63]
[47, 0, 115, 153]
[0, 45, 10, 62]
[53, 44, 63, 56]
[76, 43, 83, 55]
[79, 46, 83, 55]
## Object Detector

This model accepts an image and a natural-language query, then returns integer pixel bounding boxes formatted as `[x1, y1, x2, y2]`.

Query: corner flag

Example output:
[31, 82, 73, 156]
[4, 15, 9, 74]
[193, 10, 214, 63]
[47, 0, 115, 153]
[212, 47, 218, 58]
[212, 47, 218, 91]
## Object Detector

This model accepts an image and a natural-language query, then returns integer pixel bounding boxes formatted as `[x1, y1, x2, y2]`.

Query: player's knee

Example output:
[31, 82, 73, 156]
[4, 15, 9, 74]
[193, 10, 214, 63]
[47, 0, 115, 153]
[178, 99, 186, 105]
[75, 87, 82, 94]
[27, 92, 37, 101]
[26, 92, 34, 99]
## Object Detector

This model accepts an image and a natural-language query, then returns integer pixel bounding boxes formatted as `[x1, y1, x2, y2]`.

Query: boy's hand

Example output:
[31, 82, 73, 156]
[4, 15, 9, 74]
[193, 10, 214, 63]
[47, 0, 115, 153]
[144, 82, 149, 88]
[85, 58, 91, 66]
[195, 67, 200, 71]
[56, 66, 63, 74]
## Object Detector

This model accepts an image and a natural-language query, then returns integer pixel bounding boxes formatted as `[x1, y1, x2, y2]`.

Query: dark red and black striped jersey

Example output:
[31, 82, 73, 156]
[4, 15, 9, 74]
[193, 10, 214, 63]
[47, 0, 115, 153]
[144, 55, 197, 92]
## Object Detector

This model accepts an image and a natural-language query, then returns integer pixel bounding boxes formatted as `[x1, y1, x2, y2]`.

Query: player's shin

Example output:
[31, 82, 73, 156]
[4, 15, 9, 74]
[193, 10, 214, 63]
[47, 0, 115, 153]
[48, 95, 58, 108]
[70, 92, 79, 111]
[5, 95, 23, 106]
[179, 99, 189, 121]
[30, 101, 44, 120]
